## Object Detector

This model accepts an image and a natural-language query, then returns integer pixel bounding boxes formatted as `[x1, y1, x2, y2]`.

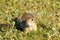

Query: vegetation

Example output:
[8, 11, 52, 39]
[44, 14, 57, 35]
[0, 0, 60, 40]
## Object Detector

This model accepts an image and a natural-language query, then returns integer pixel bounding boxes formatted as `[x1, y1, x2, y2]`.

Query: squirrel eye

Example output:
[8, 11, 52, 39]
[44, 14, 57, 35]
[31, 19, 33, 21]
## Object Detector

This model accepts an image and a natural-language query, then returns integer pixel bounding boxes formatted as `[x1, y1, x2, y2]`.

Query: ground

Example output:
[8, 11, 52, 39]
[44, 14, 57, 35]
[0, 0, 60, 40]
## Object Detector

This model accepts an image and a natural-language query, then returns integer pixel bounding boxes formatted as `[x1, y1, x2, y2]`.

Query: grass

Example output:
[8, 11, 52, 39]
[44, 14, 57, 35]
[0, 0, 60, 40]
